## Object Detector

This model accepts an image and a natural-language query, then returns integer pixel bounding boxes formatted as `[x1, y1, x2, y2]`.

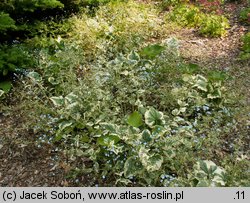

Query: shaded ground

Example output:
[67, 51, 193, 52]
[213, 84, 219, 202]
[0, 113, 68, 186]
[0, 1, 249, 186]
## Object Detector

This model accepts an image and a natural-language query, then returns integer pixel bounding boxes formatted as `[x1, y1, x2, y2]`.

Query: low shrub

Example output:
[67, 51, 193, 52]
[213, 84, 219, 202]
[0, 12, 16, 34]
[26, 37, 242, 186]
[169, 4, 229, 37]
[170, 4, 202, 27]
[47, 69, 234, 186]
[199, 15, 229, 37]
[239, 32, 250, 60]
[0, 45, 34, 77]
[239, 7, 250, 25]
[68, 0, 168, 57]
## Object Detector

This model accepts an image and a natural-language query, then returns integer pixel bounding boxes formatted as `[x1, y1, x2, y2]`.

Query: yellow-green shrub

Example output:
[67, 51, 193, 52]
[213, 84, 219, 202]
[68, 1, 168, 56]
[169, 4, 229, 37]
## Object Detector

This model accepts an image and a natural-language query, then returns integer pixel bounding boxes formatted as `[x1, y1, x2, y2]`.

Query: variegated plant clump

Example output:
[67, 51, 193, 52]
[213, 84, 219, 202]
[46, 43, 232, 185]
[68, 0, 169, 57]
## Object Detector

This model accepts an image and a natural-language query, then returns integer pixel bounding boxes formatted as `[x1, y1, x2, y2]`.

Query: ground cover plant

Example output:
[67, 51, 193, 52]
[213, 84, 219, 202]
[239, 7, 250, 24]
[239, 32, 250, 60]
[169, 4, 230, 37]
[0, 0, 249, 186]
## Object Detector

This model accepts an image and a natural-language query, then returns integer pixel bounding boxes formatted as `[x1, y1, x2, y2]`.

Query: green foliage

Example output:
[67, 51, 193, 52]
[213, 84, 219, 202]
[239, 7, 250, 25]
[127, 111, 143, 128]
[239, 32, 250, 60]
[0, 12, 16, 33]
[199, 15, 229, 37]
[191, 160, 226, 186]
[170, 4, 202, 27]
[145, 107, 165, 127]
[44, 55, 233, 185]
[0, 80, 12, 99]
[169, 4, 229, 37]
[0, 0, 110, 38]
[159, 0, 186, 8]
[0, 0, 64, 13]
[0, 0, 65, 39]
[60, 0, 112, 7]
[0, 45, 34, 76]
[68, 0, 168, 56]
[140, 44, 165, 59]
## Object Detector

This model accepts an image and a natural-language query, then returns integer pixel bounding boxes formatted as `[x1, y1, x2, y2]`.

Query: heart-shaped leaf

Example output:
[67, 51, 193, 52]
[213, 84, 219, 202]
[145, 108, 165, 127]
[50, 96, 65, 106]
[127, 111, 143, 128]
[124, 157, 143, 178]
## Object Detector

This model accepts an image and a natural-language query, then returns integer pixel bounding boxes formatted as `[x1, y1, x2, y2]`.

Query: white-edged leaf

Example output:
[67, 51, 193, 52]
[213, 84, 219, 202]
[0, 90, 4, 97]
[50, 96, 64, 106]
[145, 108, 165, 127]
[65, 92, 79, 103]
[97, 135, 120, 146]
[127, 50, 140, 61]
[124, 157, 143, 178]
[48, 77, 59, 85]
[27, 71, 42, 82]
[194, 75, 208, 92]
[59, 120, 73, 131]
[147, 154, 163, 172]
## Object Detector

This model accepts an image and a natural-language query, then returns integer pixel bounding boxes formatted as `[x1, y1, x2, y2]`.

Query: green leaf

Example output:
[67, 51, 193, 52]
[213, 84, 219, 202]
[127, 111, 143, 128]
[172, 109, 180, 116]
[124, 157, 143, 178]
[182, 74, 192, 82]
[48, 77, 59, 85]
[127, 50, 140, 61]
[50, 96, 64, 106]
[196, 180, 210, 187]
[59, 120, 73, 131]
[138, 148, 163, 172]
[3, 69, 8, 76]
[147, 154, 163, 172]
[80, 135, 90, 143]
[0, 80, 11, 93]
[27, 71, 42, 82]
[0, 90, 4, 97]
[97, 135, 120, 146]
[194, 160, 226, 186]
[115, 178, 132, 185]
[152, 125, 167, 138]
[65, 93, 79, 104]
[54, 134, 63, 142]
[207, 89, 222, 99]
[141, 129, 152, 142]
[187, 63, 200, 73]
[208, 71, 226, 82]
[0, 12, 16, 33]
[100, 123, 118, 134]
[140, 44, 165, 59]
[194, 75, 208, 92]
[145, 108, 165, 127]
